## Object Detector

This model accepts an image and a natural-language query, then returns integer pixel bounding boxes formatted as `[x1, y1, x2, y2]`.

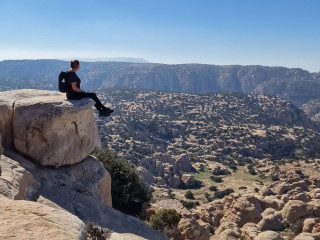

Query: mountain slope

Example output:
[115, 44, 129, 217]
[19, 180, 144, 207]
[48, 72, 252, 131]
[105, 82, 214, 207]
[1, 59, 320, 106]
[95, 89, 320, 164]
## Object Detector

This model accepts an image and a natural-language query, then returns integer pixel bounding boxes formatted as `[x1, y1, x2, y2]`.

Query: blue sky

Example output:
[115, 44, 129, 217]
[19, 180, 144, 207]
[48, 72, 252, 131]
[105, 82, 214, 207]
[0, 0, 319, 72]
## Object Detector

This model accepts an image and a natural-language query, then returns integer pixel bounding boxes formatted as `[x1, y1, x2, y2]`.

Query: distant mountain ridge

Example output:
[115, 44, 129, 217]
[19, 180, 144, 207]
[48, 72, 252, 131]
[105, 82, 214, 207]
[59, 57, 150, 63]
[1, 59, 320, 106]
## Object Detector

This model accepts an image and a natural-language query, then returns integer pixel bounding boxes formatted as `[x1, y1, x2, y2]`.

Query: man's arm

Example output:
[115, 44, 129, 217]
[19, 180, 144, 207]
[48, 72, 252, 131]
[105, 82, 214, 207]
[71, 82, 85, 92]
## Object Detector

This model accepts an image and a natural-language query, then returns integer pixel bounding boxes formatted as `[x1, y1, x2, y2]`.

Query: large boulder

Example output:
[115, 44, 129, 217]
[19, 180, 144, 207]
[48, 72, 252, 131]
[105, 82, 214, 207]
[294, 233, 320, 240]
[196, 200, 225, 228]
[282, 200, 313, 223]
[0, 89, 101, 166]
[215, 221, 241, 240]
[0, 155, 40, 200]
[2, 153, 167, 240]
[254, 230, 284, 240]
[240, 223, 260, 240]
[220, 196, 263, 227]
[0, 195, 87, 240]
[175, 154, 193, 172]
[178, 217, 210, 240]
[257, 213, 283, 231]
[303, 218, 319, 233]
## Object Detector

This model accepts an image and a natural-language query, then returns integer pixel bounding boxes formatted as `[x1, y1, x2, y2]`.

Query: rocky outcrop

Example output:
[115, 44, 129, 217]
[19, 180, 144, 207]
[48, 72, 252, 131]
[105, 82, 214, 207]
[294, 233, 320, 240]
[0, 89, 167, 240]
[0, 89, 101, 166]
[0, 132, 3, 155]
[254, 230, 284, 240]
[137, 153, 194, 188]
[178, 171, 320, 240]
[0, 155, 39, 200]
[178, 217, 210, 240]
[282, 200, 313, 223]
[219, 195, 263, 228]
[0, 150, 166, 240]
[0, 195, 87, 240]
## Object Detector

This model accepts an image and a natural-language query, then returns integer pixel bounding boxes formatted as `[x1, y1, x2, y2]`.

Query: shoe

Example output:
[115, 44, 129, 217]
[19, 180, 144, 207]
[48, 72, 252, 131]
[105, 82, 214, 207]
[99, 108, 114, 117]
[103, 108, 114, 114]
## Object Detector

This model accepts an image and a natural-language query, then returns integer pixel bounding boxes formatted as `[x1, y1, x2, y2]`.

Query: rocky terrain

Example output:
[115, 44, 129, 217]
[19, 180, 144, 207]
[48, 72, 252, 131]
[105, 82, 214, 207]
[96, 88, 320, 163]
[1, 59, 320, 107]
[141, 160, 320, 240]
[0, 89, 167, 240]
[93, 89, 320, 239]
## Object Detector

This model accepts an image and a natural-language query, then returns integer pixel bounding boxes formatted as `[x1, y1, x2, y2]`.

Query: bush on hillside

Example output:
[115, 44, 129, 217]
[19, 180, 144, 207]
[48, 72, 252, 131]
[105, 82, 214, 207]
[209, 186, 217, 191]
[94, 148, 151, 216]
[180, 200, 200, 210]
[184, 190, 195, 199]
[148, 209, 181, 230]
[214, 188, 234, 199]
[147, 209, 182, 239]
[210, 176, 223, 183]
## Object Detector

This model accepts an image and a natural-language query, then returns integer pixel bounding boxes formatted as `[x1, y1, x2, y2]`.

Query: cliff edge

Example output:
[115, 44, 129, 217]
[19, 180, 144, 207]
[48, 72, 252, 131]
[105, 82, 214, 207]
[0, 89, 167, 240]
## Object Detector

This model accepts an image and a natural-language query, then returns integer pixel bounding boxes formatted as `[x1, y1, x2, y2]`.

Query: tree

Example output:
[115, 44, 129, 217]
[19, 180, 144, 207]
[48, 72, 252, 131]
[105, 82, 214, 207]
[185, 190, 195, 199]
[94, 148, 151, 216]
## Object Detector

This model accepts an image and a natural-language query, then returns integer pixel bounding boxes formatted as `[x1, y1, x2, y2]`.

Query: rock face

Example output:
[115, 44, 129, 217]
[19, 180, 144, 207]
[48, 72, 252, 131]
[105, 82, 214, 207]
[282, 200, 313, 223]
[0, 132, 3, 155]
[0, 89, 101, 166]
[0, 90, 167, 240]
[178, 217, 210, 240]
[0, 195, 87, 240]
[254, 230, 284, 240]
[0, 155, 40, 200]
[137, 153, 194, 188]
[2, 60, 320, 107]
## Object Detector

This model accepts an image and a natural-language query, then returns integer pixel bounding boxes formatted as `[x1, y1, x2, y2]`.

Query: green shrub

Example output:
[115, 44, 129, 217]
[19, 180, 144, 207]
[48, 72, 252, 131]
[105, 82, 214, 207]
[214, 188, 234, 199]
[248, 165, 257, 175]
[180, 200, 200, 210]
[210, 176, 223, 183]
[148, 209, 181, 231]
[85, 222, 111, 239]
[271, 175, 279, 181]
[209, 186, 217, 191]
[184, 179, 203, 189]
[94, 148, 151, 216]
[205, 192, 212, 202]
[167, 188, 176, 199]
[185, 190, 195, 199]
[208, 224, 215, 234]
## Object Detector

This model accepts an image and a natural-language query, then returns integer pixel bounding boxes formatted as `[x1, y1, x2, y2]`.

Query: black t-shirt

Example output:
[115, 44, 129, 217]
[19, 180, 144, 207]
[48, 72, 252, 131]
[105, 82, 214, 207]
[66, 72, 81, 96]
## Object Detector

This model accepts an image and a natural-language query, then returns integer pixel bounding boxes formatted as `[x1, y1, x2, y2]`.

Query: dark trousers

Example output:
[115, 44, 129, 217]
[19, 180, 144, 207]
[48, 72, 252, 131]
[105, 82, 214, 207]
[67, 92, 105, 111]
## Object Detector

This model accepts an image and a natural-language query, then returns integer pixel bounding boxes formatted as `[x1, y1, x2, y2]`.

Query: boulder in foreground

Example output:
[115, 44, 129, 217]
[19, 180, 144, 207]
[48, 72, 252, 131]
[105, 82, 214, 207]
[0, 195, 86, 240]
[0, 89, 101, 166]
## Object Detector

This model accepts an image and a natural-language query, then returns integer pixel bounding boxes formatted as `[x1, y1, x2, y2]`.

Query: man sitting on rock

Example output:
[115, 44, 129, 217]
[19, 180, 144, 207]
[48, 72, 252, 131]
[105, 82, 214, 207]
[66, 60, 113, 117]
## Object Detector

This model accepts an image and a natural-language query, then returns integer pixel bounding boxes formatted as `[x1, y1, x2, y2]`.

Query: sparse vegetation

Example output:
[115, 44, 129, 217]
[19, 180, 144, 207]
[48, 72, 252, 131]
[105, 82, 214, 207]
[180, 200, 200, 210]
[214, 188, 234, 199]
[184, 190, 195, 199]
[210, 176, 223, 183]
[94, 148, 151, 216]
[147, 209, 181, 239]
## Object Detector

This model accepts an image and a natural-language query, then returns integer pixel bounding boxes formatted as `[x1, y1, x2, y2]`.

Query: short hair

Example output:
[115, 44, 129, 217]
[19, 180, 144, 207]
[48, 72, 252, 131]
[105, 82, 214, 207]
[70, 60, 80, 69]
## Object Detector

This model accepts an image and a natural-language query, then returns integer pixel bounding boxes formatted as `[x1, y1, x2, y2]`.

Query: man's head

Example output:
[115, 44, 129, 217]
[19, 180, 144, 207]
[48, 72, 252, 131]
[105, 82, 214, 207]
[70, 60, 80, 70]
